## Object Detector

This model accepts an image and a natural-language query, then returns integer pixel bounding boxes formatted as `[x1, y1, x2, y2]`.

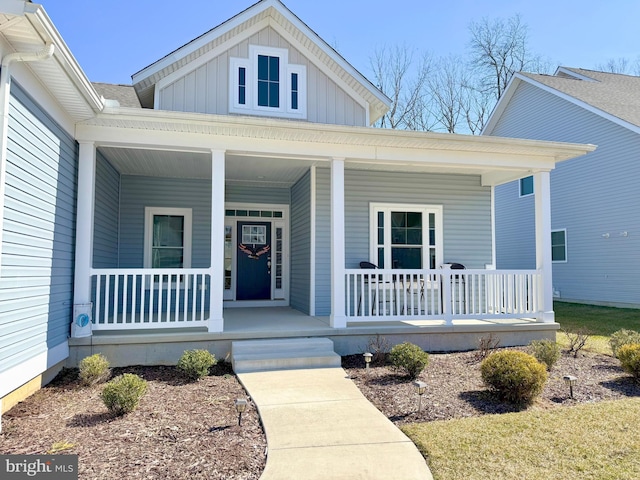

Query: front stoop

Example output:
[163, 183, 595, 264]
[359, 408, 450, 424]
[231, 338, 341, 373]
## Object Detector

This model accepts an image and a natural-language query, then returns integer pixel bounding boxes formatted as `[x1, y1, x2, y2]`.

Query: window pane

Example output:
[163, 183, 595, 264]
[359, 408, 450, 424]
[153, 215, 184, 247]
[291, 91, 298, 110]
[377, 211, 384, 228]
[520, 176, 534, 196]
[258, 81, 268, 106]
[552, 246, 566, 262]
[238, 67, 246, 85]
[551, 231, 565, 245]
[429, 248, 436, 269]
[291, 72, 298, 90]
[407, 212, 422, 228]
[378, 247, 384, 268]
[392, 247, 421, 269]
[258, 55, 268, 80]
[152, 247, 183, 268]
[407, 228, 422, 245]
[239, 86, 246, 105]
[378, 227, 384, 245]
[269, 56, 279, 81]
[392, 228, 407, 245]
[391, 212, 405, 227]
[269, 82, 279, 107]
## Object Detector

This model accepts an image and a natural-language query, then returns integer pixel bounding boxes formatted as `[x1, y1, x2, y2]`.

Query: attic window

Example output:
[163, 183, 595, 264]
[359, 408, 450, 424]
[230, 46, 306, 119]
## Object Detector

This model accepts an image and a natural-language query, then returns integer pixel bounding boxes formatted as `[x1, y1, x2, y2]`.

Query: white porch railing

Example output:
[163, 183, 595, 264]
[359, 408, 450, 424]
[90, 269, 211, 330]
[345, 269, 541, 323]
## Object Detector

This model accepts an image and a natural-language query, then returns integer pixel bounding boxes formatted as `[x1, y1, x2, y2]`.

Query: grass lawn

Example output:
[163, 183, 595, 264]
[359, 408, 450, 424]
[555, 301, 640, 355]
[403, 398, 640, 480]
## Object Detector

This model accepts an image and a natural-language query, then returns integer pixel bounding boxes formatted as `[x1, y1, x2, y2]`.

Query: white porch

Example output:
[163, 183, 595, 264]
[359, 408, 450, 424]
[66, 306, 557, 367]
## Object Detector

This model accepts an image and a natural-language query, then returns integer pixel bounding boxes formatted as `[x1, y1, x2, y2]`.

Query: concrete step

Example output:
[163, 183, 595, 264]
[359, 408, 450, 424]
[231, 338, 341, 373]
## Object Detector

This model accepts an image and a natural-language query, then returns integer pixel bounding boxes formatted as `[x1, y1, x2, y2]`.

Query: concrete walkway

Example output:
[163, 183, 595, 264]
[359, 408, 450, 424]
[237, 368, 433, 480]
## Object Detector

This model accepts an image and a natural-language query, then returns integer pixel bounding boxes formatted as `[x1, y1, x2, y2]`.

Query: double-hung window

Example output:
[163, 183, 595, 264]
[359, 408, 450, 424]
[371, 204, 443, 269]
[551, 229, 567, 262]
[519, 175, 534, 197]
[230, 46, 306, 119]
[144, 207, 192, 270]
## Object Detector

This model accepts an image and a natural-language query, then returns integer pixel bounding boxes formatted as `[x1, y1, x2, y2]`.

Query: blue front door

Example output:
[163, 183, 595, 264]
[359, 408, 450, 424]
[236, 221, 272, 300]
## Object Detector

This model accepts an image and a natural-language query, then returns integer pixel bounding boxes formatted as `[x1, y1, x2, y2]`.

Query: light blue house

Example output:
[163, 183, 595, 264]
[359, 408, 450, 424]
[0, 0, 593, 422]
[485, 67, 639, 308]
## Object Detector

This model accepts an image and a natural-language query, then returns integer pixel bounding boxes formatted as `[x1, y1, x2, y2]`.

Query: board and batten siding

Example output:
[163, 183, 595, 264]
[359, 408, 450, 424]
[0, 82, 77, 388]
[93, 152, 120, 268]
[290, 170, 311, 314]
[158, 26, 366, 127]
[313, 168, 493, 316]
[118, 176, 289, 268]
[492, 81, 640, 306]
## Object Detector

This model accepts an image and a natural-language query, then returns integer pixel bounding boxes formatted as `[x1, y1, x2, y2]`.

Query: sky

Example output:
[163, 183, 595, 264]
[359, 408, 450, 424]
[39, 0, 640, 85]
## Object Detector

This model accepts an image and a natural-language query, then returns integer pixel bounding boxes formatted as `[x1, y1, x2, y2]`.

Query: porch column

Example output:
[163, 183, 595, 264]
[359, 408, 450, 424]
[534, 171, 554, 322]
[330, 158, 347, 328]
[72, 141, 96, 337]
[209, 149, 225, 332]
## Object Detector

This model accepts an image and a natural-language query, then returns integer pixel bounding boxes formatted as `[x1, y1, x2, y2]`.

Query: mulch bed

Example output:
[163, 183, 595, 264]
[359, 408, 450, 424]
[343, 347, 640, 425]
[2, 348, 639, 479]
[0, 363, 266, 480]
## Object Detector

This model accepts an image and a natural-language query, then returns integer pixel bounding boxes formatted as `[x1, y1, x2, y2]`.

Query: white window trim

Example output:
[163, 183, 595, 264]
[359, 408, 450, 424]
[229, 45, 307, 119]
[369, 203, 444, 270]
[144, 207, 193, 269]
[519, 175, 534, 197]
[551, 228, 568, 263]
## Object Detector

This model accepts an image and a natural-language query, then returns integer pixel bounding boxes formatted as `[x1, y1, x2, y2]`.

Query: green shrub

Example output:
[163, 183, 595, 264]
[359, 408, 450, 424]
[177, 349, 217, 380]
[78, 353, 111, 386]
[529, 340, 561, 371]
[100, 373, 147, 415]
[389, 342, 429, 379]
[610, 329, 640, 358]
[617, 344, 640, 380]
[480, 350, 548, 405]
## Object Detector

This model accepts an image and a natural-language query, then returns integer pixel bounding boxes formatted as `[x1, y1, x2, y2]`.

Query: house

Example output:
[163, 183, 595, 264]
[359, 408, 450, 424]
[0, 0, 593, 424]
[484, 67, 639, 308]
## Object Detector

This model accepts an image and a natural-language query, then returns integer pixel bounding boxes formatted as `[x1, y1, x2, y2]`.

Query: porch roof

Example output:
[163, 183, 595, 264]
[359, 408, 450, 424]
[78, 106, 596, 186]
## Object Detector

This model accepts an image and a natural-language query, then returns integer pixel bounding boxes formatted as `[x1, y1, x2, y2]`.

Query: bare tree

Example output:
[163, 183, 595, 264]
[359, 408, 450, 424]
[596, 57, 630, 73]
[468, 14, 532, 100]
[370, 45, 432, 129]
[427, 55, 467, 133]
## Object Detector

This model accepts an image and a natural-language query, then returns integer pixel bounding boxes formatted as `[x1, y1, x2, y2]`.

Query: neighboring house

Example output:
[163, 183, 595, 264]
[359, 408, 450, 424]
[0, 0, 593, 424]
[485, 67, 639, 308]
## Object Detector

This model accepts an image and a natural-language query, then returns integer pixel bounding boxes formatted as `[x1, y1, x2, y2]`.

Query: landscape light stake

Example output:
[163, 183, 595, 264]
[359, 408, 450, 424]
[413, 381, 427, 412]
[363, 352, 373, 370]
[235, 398, 247, 426]
[563, 375, 577, 399]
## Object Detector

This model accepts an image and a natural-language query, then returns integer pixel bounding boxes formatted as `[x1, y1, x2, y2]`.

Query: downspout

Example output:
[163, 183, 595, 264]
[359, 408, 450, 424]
[0, 43, 55, 272]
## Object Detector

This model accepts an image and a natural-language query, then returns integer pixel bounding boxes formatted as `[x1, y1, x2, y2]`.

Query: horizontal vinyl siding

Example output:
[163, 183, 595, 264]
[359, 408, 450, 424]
[93, 153, 120, 268]
[119, 176, 212, 268]
[159, 26, 366, 126]
[0, 82, 77, 375]
[313, 168, 492, 316]
[494, 182, 536, 269]
[314, 168, 331, 316]
[118, 177, 290, 268]
[492, 81, 640, 305]
[290, 171, 310, 314]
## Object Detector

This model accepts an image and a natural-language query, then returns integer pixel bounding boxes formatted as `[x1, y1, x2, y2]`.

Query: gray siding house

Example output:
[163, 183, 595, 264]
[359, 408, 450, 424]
[0, 0, 593, 422]
[485, 67, 640, 308]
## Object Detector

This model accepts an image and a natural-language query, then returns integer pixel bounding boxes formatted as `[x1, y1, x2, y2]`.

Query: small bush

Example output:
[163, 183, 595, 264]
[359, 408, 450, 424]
[389, 342, 429, 379]
[480, 350, 548, 405]
[177, 349, 217, 380]
[78, 353, 111, 386]
[562, 327, 591, 358]
[364, 334, 391, 366]
[617, 344, 640, 380]
[101, 373, 147, 415]
[529, 339, 561, 370]
[476, 333, 501, 361]
[610, 329, 640, 358]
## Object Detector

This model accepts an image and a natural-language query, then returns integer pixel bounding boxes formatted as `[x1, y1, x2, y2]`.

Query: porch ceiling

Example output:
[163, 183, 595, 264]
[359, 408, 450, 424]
[98, 146, 317, 188]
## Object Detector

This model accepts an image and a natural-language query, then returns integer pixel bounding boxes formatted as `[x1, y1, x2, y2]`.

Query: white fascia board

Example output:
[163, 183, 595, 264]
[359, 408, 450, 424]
[554, 67, 597, 81]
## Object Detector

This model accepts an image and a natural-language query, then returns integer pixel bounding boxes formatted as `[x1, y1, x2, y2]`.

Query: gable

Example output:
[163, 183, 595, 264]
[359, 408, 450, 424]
[132, 0, 389, 126]
[155, 26, 367, 126]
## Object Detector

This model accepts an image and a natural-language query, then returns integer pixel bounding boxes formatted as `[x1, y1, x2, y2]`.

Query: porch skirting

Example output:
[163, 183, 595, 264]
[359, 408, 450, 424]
[66, 308, 559, 367]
